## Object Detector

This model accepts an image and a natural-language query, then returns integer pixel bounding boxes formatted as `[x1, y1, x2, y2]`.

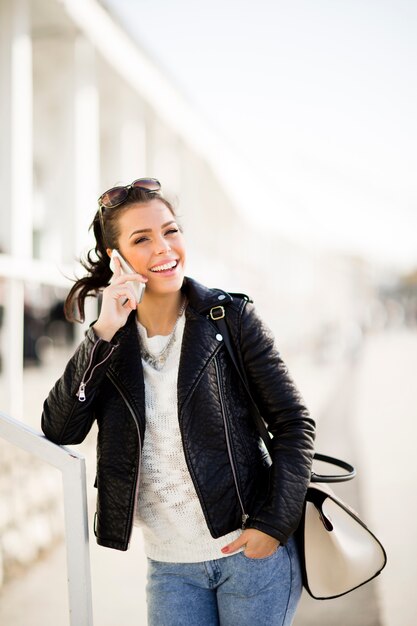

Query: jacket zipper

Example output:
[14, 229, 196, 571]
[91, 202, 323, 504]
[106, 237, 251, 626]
[77, 340, 117, 402]
[107, 371, 142, 547]
[214, 356, 249, 529]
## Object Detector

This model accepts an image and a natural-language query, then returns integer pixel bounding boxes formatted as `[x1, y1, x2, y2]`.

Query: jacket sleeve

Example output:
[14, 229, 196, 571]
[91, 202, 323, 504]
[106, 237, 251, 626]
[41, 328, 119, 445]
[238, 301, 315, 544]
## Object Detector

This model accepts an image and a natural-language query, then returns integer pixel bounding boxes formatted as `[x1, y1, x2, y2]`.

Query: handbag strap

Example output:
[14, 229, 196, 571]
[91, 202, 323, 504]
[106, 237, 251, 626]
[210, 307, 356, 484]
[309, 453, 356, 483]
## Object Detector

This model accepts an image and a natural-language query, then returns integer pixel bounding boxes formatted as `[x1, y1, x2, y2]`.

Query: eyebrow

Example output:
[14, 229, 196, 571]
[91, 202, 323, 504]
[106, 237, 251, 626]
[129, 220, 176, 239]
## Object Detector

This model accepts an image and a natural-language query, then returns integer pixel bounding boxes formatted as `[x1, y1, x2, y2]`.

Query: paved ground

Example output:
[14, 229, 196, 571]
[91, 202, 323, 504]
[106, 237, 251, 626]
[0, 328, 415, 625]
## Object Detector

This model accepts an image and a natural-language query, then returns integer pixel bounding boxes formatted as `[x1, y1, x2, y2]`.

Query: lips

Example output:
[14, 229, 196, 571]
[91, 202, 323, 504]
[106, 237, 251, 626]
[150, 259, 179, 273]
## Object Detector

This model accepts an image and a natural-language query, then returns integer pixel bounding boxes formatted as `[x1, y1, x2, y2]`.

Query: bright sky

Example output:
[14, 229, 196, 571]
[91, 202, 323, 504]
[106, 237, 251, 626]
[105, 0, 417, 271]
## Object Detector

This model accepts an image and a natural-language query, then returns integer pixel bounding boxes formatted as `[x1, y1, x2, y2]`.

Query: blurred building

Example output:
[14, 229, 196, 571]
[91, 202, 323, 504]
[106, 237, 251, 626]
[0, 0, 378, 590]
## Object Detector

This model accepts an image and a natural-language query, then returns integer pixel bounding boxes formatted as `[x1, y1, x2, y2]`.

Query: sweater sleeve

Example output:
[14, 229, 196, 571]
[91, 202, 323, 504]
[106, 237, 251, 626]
[41, 328, 119, 445]
[238, 301, 315, 544]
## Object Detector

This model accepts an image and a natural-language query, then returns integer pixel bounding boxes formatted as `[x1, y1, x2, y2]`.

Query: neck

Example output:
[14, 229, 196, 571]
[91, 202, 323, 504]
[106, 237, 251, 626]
[136, 290, 184, 337]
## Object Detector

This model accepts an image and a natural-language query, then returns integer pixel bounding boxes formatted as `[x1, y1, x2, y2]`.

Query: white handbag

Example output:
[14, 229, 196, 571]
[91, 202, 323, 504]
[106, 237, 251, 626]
[299, 454, 387, 599]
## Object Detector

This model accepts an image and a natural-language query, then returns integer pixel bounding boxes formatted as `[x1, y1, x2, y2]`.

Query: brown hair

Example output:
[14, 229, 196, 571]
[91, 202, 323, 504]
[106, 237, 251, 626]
[64, 187, 178, 322]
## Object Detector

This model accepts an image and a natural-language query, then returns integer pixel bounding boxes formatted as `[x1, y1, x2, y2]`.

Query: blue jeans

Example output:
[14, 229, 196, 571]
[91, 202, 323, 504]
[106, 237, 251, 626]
[146, 536, 302, 626]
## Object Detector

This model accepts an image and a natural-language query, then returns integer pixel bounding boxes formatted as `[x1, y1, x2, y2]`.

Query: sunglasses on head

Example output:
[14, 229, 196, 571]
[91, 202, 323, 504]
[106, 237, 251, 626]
[97, 178, 161, 247]
[98, 178, 161, 209]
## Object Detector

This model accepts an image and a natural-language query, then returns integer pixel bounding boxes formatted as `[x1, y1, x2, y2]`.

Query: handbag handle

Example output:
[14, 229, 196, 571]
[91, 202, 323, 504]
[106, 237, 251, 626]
[211, 308, 356, 485]
[311, 453, 356, 483]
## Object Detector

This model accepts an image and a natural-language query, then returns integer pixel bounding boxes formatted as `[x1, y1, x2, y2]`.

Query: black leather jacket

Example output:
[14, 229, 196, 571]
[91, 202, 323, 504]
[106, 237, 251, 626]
[42, 277, 315, 551]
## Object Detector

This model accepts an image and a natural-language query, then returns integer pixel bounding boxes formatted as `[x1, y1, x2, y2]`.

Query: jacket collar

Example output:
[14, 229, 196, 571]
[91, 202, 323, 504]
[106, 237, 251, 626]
[110, 276, 232, 420]
[112, 276, 233, 338]
[181, 276, 233, 315]
[110, 277, 233, 416]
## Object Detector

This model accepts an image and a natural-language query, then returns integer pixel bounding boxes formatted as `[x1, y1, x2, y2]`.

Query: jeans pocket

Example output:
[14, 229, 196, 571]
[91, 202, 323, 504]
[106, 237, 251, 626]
[230, 545, 289, 597]
[241, 545, 281, 562]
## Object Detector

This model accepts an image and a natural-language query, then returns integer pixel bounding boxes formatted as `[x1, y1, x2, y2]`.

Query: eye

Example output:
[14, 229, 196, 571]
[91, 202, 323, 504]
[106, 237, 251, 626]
[165, 228, 179, 236]
[134, 236, 149, 245]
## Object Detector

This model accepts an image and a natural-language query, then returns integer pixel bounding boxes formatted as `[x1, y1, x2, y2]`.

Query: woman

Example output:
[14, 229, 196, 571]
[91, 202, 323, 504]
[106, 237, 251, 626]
[42, 178, 315, 626]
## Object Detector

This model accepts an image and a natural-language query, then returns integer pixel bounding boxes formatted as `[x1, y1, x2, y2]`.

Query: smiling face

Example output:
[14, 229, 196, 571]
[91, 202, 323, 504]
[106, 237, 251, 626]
[110, 199, 186, 296]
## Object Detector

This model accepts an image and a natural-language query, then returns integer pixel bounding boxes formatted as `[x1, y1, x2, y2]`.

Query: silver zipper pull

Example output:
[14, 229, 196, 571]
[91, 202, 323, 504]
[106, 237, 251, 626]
[78, 382, 86, 402]
[242, 513, 249, 529]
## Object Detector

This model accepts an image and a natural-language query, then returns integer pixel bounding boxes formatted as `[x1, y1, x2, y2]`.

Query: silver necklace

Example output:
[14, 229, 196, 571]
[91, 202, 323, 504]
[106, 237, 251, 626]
[137, 298, 187, 370]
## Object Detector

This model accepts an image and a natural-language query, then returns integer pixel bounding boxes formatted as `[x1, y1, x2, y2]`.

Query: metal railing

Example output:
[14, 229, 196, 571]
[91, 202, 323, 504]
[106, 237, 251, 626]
[0, 411, 93, 625]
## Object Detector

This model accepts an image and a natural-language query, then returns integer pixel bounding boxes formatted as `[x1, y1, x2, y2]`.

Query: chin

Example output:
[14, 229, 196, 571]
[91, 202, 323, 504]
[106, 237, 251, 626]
[149, 275, 184, 295]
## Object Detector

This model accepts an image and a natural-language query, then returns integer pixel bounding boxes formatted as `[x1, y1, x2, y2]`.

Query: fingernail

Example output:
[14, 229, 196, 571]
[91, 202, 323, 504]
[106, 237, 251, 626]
[221, 547, 229, 553]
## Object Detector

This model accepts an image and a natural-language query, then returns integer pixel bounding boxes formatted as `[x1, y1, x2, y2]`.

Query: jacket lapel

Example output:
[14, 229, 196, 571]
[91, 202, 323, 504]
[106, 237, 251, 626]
[107, 314, 146, 427]
[177, 306, 223, 415]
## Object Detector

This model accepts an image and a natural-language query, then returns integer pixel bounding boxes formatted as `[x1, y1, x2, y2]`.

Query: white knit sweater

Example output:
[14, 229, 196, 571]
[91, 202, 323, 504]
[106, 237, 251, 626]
[134, 312, 242, 562]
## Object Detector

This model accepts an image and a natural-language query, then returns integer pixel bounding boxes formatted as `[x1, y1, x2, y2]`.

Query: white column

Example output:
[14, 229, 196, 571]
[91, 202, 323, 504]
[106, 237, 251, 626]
[0, 2, 12, 252]
[3, 0, 33, 419]
[10, 0, 33, 259]
[73, 36, 100, 340]
[120, 116, 147, 180]
[73, 36, 100, 255]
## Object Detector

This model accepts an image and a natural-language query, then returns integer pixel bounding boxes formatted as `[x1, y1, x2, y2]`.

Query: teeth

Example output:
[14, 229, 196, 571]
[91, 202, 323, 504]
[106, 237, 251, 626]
[151, 260, 177, 272]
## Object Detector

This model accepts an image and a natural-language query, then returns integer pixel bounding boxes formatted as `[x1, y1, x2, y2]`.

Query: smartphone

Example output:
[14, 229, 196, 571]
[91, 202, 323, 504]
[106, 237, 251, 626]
[109, 249, 145, 304]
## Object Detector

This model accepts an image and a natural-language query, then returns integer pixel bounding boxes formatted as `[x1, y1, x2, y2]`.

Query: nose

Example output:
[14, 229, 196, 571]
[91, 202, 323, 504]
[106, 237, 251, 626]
[154, 235, 171, 254]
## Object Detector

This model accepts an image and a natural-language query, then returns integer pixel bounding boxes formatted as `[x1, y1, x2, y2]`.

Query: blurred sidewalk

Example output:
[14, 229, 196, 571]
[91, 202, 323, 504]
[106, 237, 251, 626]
[349, 329, 417, 626]
[1, 329, 415, 625]
[296, 328, 417, 626]
[0, 526, 148, 626]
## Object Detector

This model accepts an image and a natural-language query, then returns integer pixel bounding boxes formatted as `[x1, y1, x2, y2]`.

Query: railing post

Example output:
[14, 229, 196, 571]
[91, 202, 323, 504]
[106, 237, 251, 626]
[62, 455, 93, 626]
[0, 412, 94, 625]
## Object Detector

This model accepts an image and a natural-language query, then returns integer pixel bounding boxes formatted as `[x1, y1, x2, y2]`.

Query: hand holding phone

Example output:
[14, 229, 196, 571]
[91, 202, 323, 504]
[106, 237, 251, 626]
[109, 249, 146, 304]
